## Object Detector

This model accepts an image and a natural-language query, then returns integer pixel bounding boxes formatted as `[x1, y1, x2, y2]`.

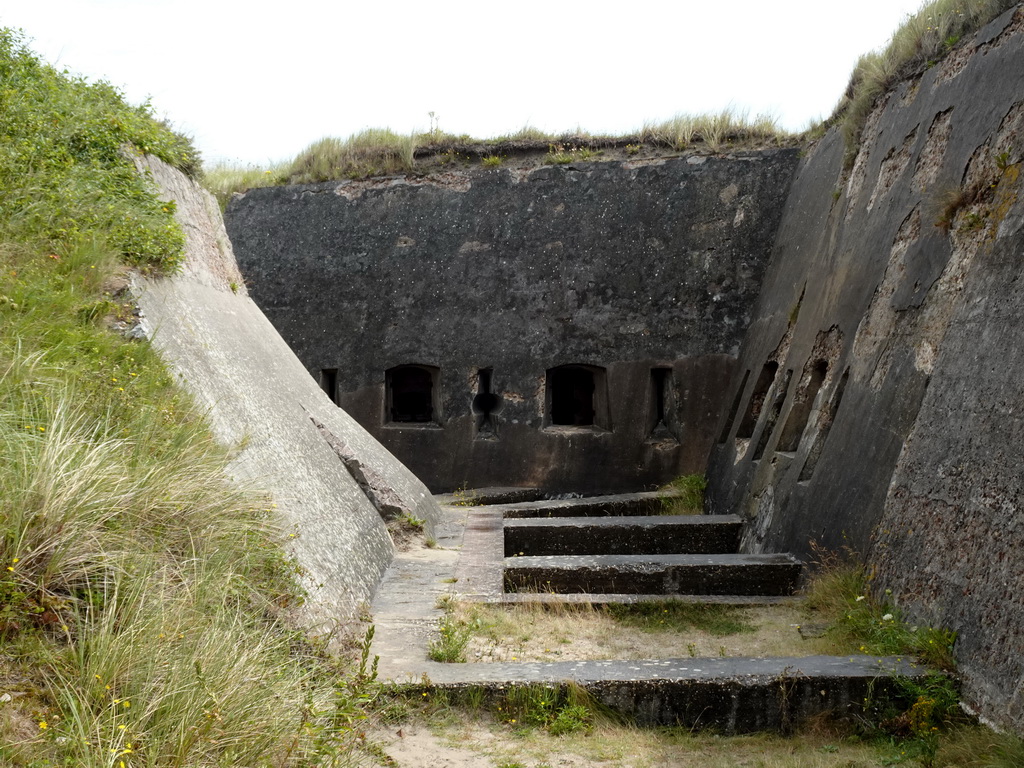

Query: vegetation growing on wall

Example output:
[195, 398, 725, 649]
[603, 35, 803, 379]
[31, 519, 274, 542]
[0, 29, 372, 766]
[833, 0, 1018, 166]
[203, 110, 792, 204]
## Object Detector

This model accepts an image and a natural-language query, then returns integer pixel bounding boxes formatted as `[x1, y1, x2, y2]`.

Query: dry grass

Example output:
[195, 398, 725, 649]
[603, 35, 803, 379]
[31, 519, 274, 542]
[203, 112, 796, 201]
[287, 129, 418, 184]
[376, 712, 888, 768]
[453, 601, 813, 662]
[835, 0, 1018, 166]
[202, 161, 289, 206]
[641, 109, 786, 152]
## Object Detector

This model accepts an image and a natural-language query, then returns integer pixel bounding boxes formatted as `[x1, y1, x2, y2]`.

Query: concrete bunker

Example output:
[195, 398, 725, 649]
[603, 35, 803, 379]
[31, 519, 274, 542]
[228, 151, 798, 492]
[750, 367, 793, 461]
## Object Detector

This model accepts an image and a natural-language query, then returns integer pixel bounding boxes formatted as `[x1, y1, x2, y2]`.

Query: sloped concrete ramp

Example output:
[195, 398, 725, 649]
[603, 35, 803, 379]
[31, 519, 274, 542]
[130, 155, 440, 624]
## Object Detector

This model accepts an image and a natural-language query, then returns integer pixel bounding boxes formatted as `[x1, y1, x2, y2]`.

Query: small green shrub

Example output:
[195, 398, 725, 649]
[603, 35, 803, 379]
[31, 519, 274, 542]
[0, 29, 195, 273]
[481, 155, 504, 168]
[498, 683, 594, 735]
[428, 613, 470, 663]
[450, 485, 480, 507]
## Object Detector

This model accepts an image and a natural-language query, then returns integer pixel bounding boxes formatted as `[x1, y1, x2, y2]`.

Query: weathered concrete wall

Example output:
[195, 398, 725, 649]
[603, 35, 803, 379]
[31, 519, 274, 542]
[130, 155, 441, 624]
[708, 7, 1024, 729]
[227, 152, 798, 493]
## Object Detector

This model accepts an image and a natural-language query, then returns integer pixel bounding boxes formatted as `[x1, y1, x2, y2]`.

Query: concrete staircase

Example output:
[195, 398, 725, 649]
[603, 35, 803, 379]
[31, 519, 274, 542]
[498, 495, 800, 597]
[370, 488, 926, 733]
[461, 490, 802, 605]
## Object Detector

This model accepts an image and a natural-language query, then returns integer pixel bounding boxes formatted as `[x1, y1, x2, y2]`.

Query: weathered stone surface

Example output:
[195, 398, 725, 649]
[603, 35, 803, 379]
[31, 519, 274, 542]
[227, 152, 799, 493]
[504, 514, 741, 556]
[130, 155, 440, 623]
[706, 7, 1024, 729]
[414, 656, 924, 732]
[504, 553, 802, 595]
[434, 487, 543, 506]
[494, 490, 676, 518]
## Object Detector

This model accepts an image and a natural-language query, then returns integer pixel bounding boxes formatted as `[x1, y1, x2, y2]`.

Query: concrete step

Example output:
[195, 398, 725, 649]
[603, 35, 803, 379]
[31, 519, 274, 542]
[504, 553, 802, 595]
[504, 514, 741, 556]
[468, 592, 800, 606]
[435, 486, 543, 506]
[492, 490, 676, 519]
[412, 655, 923, 733]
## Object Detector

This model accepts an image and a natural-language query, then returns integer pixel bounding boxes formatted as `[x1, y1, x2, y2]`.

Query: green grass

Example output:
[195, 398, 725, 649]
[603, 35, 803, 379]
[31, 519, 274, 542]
[606, 601, 757, 636]
[428, 611, 471, 663]
[660, 473, 707, 514]
[834, 0, 1018, 167]
[802, 549, 957, 670]
[203, 161, 290, 208]
[0, 27, 379, 766]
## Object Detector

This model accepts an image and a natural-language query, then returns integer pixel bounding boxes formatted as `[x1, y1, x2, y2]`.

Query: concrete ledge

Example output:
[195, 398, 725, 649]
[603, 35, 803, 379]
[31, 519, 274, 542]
[465, 593, 800, 606]
[435, 487, 544, 506]
[405, 655, 926, 733]
[495, 491, 677, 519]
[504, 554, 802, 595]
[504, 514, 741, 556]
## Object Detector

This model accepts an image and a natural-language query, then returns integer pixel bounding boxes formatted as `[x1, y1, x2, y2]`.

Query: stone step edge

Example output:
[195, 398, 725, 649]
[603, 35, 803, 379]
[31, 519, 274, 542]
[505, 553, 802, 566]
[503, 514, 741, 528]
[435, 486, 544, 506]
[384, 655, 930, 732]
[394, 654, 926, 686]
[459, 592, 801, 606]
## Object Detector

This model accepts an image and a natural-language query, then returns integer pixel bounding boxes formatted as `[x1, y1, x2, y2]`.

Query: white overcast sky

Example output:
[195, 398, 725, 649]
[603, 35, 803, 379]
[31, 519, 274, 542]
[3, 0, 927, 167]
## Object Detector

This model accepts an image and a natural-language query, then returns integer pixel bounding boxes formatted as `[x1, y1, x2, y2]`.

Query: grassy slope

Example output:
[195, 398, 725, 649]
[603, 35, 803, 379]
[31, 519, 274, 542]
[0, 29, 371, 767]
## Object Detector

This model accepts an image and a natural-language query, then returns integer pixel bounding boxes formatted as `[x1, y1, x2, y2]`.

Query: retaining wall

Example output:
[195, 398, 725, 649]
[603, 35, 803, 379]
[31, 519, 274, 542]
[227, 152, 799, 492]
[131, 155, 440, 625]
[708, 7, 1024, 729]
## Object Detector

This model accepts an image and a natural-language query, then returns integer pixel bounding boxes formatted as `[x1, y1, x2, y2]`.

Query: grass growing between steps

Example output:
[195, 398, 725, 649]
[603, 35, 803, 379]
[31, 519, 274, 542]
[442, 601, 803, 663]
[0, 29, 379, 766]
[800, 549, 957, 670]
[606, 601, 757, 636]
[659, 473, 707, 514]
[434, 549, 958, 668]
[368, 688, 1024, 768]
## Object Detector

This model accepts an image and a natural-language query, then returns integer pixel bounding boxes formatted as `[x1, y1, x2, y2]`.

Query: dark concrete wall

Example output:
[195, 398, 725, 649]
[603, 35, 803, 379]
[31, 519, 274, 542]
[708, 7, 1024, 729]
[228, 152, 798, 493]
